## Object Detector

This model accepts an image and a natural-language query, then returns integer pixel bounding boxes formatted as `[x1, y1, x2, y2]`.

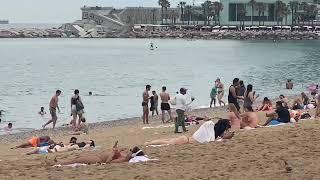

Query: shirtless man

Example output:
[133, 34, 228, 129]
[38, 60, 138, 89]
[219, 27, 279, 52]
[160, 86, 172, 123]
[43, 90, 61, 129]
[240, 106, 259, 128]
[142, 85, 151, 124]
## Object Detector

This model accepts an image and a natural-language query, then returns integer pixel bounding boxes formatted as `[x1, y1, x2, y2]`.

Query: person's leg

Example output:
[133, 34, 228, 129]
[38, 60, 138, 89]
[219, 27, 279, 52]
[234, 102, 240, 112]
[174, 110, 180, 133]
[213, 97, 216, 107]
[210, 98, 214, 108]
[145, 106, 149, 124]
[142, 106, 148, 124]
[156, 107, 159, 115]
[180, 111, 187, 132]
[57, 156, 102, 165]
[11, 142, 32, 149]
[145, 138, 171, 146]
[42, 119, 53, 129]
[77, 113, 83, 127]
[152, 109, 155, 116]
[168, 110, 172, 121]
[161, 110, 165, 123]
[52, 116, 57, 129]
[25, 148, 40, 155]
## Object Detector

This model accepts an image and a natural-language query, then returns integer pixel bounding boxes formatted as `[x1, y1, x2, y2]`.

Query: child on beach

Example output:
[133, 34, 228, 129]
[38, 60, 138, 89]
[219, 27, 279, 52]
[70, 117, 89, 135]
[210, 84, 217, 108]
[4, 123, 12, 132]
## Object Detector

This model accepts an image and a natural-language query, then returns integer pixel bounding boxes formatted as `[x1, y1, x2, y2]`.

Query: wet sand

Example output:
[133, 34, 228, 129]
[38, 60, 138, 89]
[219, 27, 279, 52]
[0, 106, 319, 180]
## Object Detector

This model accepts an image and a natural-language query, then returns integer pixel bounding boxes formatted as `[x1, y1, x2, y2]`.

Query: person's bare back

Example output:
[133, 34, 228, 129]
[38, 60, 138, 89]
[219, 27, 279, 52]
[241, 112, 259, 128]
[160, 92, 170, 103]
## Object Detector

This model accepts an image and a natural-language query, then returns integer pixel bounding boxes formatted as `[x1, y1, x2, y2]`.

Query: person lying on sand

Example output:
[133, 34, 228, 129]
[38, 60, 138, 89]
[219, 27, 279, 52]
[263, 101, 290, 126]
[11, 136, 54, 149]
[68, 137, 95, 148]
[26, 140, 95, 155]
[228, 103, 241, 131]
[240, 106, 259, 129]
[145, 119, 234, 146]
[46, 141, 144, 165]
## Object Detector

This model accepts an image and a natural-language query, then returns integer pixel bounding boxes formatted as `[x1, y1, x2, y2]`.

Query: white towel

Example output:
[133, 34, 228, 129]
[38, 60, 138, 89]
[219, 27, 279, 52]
[192, 121, 216, 143]
[129, 156, 158, 163]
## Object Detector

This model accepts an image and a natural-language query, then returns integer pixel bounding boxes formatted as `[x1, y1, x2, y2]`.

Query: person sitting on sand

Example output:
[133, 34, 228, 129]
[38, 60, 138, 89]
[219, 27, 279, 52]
[292, 92, 309, 110]
[286, 79, 293, 89]
[290, 110, 302, 123]
[240, 106, 259, 129]
[263, 101, 291, 126]
[145, 119, 234, 146]
[38, 107, 46, 116]
[279, 95, 289, 108]
[11, 136, 54, 149]
[257, 97, 273, 112]
[46, 141, 145, 166]
[70, 117, 89, 135]
[228, 103, 241, 131]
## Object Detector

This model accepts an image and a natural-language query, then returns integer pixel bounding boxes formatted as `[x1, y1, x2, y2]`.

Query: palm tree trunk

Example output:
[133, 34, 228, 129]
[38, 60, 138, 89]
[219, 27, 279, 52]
[161, 7, 164, 24]
[165, 8, 168, 24]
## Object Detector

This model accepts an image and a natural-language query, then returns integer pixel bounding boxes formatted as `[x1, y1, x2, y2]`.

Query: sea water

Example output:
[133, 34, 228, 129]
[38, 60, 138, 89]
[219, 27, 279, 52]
[0, 38, 319, 134]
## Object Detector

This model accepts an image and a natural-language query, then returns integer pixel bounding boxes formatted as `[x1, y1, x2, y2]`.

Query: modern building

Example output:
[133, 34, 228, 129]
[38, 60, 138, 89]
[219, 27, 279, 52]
[220, 0, 315, 26]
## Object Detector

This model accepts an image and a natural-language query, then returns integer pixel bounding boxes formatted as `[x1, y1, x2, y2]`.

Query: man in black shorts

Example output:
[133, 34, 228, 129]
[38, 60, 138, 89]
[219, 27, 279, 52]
[160, 86, 172, 123]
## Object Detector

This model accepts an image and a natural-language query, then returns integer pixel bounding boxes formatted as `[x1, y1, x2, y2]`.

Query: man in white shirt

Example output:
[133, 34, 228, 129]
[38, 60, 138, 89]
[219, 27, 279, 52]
[174, 88, 194, 133]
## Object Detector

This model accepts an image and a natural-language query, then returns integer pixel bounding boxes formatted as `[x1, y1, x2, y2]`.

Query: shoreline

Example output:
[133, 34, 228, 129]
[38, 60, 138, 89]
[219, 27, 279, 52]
[0, 94, 301, 141]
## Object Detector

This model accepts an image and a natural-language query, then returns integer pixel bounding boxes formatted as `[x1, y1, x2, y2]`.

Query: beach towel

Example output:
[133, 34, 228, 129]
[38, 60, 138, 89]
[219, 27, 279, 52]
[53, 163, 87, 168]
[129, 156, 159, 163]
[192, 121, 216, 143]
[146, 144, 170, 148]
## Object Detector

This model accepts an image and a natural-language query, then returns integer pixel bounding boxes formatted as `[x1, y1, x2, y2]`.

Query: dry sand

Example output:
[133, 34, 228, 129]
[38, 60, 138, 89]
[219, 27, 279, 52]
[0, 107, 320, 180]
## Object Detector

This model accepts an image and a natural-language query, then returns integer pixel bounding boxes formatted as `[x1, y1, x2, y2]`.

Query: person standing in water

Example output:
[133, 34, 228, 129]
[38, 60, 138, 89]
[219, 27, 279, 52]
[142, 85, 151, 124]
[38, 107, 46, 116]
[43, 90, 61, 129]
[215, 78, 226, 106]
[210, 83, 217, 108]
[286, 79, 293, 89]
[71, 89, 85, 127]
[160, 86, 172, 123]
[150, 91, 159, 116]
[228, 78, 242, 112]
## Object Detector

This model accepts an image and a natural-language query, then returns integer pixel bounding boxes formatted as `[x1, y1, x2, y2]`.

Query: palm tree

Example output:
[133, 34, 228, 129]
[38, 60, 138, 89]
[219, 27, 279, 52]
[248, 0, 256, 25]
[283, 5, 291, 25]
[275, 0, 286, 26]
[212, 1, 224, 25]
[165, 0, 171, 24]
[238, 4, 247, 29]
[185, 5, 193, 25]
[256, 2, 266, 26]
[306, 4, 318, 26]
[158, 0, 166, 24]
[288, 1, 299, 26]
[201, 0, 212, 25]
[300, 2, 309, 25]
[178, 1, 187, 24]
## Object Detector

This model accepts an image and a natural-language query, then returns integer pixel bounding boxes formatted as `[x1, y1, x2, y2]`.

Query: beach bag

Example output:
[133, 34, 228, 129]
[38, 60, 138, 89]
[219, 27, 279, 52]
[76, 98, 84, 111]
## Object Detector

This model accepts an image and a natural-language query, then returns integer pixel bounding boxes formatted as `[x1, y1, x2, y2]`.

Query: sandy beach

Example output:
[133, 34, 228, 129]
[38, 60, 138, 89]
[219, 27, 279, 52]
[0, 104, 319, 180]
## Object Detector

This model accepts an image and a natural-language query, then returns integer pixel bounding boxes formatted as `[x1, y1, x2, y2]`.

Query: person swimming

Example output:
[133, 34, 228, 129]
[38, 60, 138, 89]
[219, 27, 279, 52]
[4, 123, 12, 131]
[38, 107, 46, 115]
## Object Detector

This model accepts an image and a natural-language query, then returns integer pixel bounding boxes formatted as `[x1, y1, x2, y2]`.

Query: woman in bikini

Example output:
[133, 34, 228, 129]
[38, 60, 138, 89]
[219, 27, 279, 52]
[257, 97, 273, 112]
[215, 78, 226, 106]
[145, 119, 234, 146]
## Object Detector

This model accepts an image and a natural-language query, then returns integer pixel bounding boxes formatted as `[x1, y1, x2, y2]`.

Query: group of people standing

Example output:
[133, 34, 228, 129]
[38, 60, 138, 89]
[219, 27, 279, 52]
[42, 89, 85, 130]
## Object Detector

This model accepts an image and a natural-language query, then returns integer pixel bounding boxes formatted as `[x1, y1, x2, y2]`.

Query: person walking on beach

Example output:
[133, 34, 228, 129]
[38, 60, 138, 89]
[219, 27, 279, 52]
[142, 85, 151, 124]
[174, 88, 195, 133]
[150, 90, 159, 116]
[215, 78, 225, 106]
[71, 89, 85, 127]
[210, 83, 217, 108]
[43, 90, 61, 129]
[228, 78, 242, 112]
[160, 86, 172, 123]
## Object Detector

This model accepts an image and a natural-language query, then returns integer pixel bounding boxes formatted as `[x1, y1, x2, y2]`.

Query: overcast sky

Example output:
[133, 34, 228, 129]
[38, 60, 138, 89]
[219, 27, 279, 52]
[0, 0, 200, 23]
